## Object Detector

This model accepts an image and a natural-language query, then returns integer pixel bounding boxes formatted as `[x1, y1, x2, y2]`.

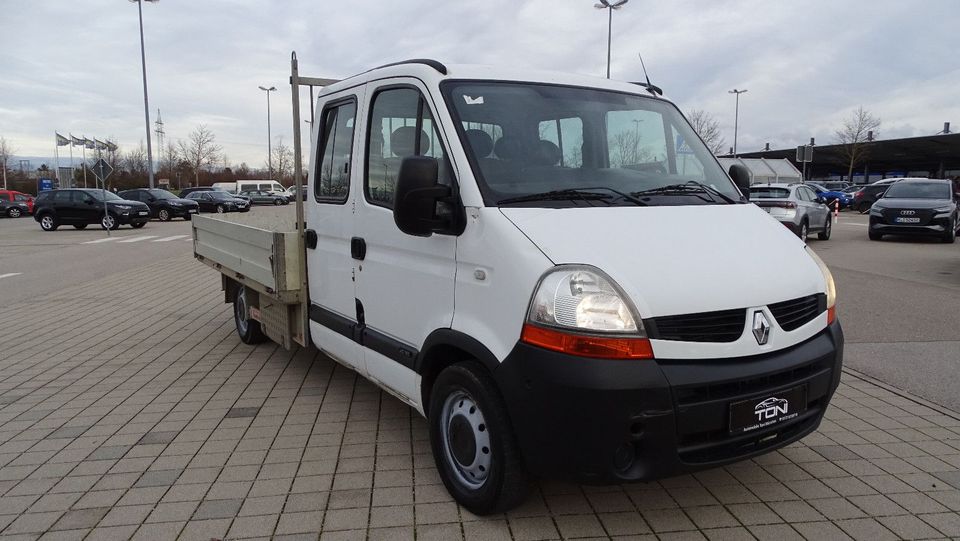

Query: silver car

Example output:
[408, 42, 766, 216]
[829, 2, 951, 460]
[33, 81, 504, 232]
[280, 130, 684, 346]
[749, 183, 832, 241]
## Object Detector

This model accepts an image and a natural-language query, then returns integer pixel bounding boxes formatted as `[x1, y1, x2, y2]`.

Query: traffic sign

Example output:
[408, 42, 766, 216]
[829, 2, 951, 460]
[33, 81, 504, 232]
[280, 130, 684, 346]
[91, 158, 113, 182]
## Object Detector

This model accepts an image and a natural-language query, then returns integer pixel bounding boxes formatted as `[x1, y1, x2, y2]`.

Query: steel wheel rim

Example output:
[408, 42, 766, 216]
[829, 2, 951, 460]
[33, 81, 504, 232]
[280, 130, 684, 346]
[236, 288, 249, 335]
[440, 390, 491, 489]
[41, 216, 53, 229]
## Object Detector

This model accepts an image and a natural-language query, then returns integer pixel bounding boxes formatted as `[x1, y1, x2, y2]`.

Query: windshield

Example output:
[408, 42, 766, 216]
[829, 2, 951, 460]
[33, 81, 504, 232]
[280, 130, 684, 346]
[750, 187, 791, 199]
[90, 190, 122, 202]
[148, 189, 177, 200]
[442, 82, 738, 207]
[883, 182, 951, 199]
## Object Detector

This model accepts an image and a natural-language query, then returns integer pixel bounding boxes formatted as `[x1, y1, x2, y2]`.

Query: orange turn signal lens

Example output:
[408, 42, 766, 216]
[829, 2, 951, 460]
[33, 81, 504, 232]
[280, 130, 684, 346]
[521, 324, 653, 360]
[826, 306, 837, 325]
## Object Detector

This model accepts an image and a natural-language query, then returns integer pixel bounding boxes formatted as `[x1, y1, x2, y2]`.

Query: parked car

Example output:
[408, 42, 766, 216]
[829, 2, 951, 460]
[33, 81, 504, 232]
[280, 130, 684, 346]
[851, 178, 905, 212]
[0, 190, 34, 214]
[868, 178, 958, 243]
[820, 181, 852, 191]
[1, 198, 31, 218]
[285, 184, 308, 201]
[750, 183, 832, 241]
[178, 186, 219, 199]
[805, 182, 851, 209]
[184, 190, 250, 213]
[33, 188, 150, 231]
[192, 58, 844, 513]
[118, 188, 200, 221]
[239, 189, 290, 205]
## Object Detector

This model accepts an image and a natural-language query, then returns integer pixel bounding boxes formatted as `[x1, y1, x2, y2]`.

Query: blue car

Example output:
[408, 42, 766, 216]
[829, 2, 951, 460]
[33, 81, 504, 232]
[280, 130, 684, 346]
[806, 182, 852, 209]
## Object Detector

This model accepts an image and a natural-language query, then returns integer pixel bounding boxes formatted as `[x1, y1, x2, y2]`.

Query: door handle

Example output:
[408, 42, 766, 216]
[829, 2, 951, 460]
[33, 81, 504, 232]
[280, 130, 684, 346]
[351, 237, 366, 260]
[305, 229, 318, 250]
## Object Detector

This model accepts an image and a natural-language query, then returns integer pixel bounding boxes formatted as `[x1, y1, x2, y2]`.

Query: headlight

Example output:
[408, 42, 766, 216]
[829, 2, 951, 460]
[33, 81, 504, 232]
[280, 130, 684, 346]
[805, 247, 837, 324]
[115, 204, 132, 210]
[522, 266, 652, 359]
[169, 201, 182, 207]
[933, 206, 953, 214]
[869, 206, 882, 215]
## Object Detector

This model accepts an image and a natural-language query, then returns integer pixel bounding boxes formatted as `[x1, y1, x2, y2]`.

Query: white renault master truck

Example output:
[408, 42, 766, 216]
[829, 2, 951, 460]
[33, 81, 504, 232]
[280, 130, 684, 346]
[193, 55, 843, 515]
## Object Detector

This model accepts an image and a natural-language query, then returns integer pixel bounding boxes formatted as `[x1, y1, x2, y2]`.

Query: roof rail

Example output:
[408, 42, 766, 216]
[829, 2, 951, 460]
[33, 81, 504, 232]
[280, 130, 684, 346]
[369, 59, 448, 75]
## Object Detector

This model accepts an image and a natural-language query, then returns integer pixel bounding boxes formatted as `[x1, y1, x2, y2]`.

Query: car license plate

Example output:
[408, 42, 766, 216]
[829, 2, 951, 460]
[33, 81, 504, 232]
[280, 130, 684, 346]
[895, 217, 920, 223]
[188, 209, 197, 213]
[138, 211, 148, 216]
[729, 385, 807, 435]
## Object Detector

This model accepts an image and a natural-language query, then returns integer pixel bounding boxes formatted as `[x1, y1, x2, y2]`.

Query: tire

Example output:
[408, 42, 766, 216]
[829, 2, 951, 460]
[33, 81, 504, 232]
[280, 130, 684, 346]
[158, 208, 171, 221]
[235, 286, 267, 344]
[39, 214, 58, 231]
[943, 218, 957, 244]
[7, 207, 21, 218]
[817, 216, 832, 240]
[429, 361, 529, 515]
[798, 220, 809, 242]
[101, 214, 119, 231]
[132, 222, 146, 229]
[858, 201, 871, 213]
[869, 230, 883, 241]
[273, 198, 281, 206]
[216, 205, 225, 214]
[73, 224, 88, 230]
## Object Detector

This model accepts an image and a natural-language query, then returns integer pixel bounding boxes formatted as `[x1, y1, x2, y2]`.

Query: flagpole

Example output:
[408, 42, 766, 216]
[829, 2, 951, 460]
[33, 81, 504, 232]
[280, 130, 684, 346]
[54, 134, 61, 187]
[82, 139, 88, 188]
[69, 136, 74, 187]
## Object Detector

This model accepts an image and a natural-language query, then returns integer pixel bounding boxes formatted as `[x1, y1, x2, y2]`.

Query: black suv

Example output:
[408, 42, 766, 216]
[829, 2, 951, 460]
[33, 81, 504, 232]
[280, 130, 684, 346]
[33, 189, 151, 231]
[118, 188, 199, 221]
[869, 179, 958, 243]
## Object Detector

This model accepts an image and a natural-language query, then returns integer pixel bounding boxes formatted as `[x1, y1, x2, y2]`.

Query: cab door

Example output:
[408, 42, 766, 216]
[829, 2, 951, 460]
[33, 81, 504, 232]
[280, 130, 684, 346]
[305, 89, 367, 374]
[352, 81, 459, 405]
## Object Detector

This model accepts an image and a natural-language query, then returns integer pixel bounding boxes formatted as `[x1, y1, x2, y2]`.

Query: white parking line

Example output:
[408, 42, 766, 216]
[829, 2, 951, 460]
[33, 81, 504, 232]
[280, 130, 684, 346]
[151, 235, 188, 242]
[82, 237, 118, 244]
[116, 236, 158, 243]
[838, 222, 868, 227]
[0, 273, 22, 280]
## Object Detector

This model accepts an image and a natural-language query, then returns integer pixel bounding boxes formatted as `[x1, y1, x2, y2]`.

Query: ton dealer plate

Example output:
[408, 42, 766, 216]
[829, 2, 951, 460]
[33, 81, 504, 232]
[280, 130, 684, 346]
[729, 385, 807, 435]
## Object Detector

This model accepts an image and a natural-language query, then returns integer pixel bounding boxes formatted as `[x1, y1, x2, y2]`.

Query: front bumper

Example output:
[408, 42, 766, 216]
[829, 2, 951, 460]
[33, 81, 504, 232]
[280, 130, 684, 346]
[116, 209, 151, 224]
[494, 321, 843, 484]
[869, 216, 951, 237]
[169, 206, 198, 218]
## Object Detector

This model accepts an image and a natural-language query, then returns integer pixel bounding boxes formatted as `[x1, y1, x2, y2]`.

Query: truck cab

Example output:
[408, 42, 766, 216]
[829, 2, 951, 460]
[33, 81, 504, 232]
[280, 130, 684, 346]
[198, 57, 843, 515]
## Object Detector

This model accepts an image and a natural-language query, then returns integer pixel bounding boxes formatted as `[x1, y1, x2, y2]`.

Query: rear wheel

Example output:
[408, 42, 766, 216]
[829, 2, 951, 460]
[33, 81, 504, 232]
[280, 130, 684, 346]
[858, 201, 871, 213]
[73, 224, 88, 230]
[101, 214, 119, 230]
[234, 286, 267, 344]
[39, 214, 58, 231]
[132, 222, 146, 229]
[216, 205, 225, 213]
[273, 198, 281, 206]
[429, 361, 529, 515]
[158, 208, 171, 221]
[798, 220, 809, 242]
[817, 216, 832, 240]
[7, 207, 21, 218]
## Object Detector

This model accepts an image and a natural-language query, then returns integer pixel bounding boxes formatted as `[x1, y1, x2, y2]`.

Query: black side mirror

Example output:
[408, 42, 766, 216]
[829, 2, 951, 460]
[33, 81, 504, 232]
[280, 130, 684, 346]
[393, 156, 452, 237]
[728, 164, 751, 198]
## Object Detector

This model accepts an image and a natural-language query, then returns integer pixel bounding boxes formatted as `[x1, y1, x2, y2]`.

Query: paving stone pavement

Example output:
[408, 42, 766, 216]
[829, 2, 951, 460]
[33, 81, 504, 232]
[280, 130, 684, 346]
[2, 254, 960, 540]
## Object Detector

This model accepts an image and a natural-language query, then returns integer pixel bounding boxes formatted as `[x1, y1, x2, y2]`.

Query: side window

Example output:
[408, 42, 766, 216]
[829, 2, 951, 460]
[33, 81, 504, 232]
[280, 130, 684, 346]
[54, 191, 72, 203]
[365, 87, 454, 209]
[315, 99, 357, 202]
[258, 183, 272, 191]
[538, 117, 584, 167]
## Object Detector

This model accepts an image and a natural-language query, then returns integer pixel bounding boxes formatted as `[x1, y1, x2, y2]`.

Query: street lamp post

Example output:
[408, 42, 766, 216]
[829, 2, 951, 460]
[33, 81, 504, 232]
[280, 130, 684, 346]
[594, 0, 628, 79]
[130, 0, 158, 188]
[728, 88, 748, 157]
[259, 85, 277, 180]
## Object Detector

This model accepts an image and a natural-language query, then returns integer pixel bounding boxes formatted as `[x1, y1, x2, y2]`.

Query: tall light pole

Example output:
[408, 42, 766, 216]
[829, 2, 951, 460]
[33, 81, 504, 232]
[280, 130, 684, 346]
[594, 0, 628, 79]
[131, 0, 158, 188]
[259, 85, 277, 180]
[728, 88, 748, 157]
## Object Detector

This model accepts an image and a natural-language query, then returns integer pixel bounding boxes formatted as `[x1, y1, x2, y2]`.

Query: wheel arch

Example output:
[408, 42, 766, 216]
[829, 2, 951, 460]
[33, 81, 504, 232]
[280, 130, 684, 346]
[417, 329, 501, 415]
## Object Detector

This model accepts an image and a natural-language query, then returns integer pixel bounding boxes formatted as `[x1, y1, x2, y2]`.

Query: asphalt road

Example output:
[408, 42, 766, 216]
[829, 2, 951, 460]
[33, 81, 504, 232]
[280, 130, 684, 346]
[2, 207, 959, 410]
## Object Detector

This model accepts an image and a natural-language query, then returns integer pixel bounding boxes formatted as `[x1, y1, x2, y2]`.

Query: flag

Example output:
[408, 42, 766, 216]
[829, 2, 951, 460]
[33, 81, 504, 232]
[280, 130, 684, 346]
[106, 141, 118, 152]
[84, 138, 95, 149]
[56, 133, 70, 146]
[70, 135, 84, 146]
[95, 139, 107, 150]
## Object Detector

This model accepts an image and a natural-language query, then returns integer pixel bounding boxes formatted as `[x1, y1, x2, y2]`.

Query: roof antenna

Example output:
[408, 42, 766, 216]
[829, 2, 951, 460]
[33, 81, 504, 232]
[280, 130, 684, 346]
[636, 52, 662, 96]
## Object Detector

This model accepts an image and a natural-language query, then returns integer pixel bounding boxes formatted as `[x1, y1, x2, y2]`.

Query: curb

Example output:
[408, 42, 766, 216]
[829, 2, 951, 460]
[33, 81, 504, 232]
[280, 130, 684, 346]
[842, 367, 960, 421]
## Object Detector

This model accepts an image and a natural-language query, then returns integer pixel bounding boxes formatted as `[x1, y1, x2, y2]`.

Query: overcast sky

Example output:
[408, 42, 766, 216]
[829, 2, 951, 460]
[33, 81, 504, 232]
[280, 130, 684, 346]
[2, 0, 957, 168]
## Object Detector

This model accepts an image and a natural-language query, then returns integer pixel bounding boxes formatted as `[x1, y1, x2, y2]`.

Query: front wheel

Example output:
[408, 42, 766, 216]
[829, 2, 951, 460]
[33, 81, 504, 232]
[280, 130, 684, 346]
[429, 361, 529, 515]
[798, 220, 809, 242]
[943, 219, 957, 244]
[858, 202, 871, 213]
[869, 230, 883, 241]
[817, 216, 832, 240]
[39, 214, 58, 231]
[132, 222, 146, 229]
[7, 208, 21, 218]
[234, 286, 267, 344]
[216, 205, 225, 213]
[101, 214, 119, 230]
[158, 208, 171, 221]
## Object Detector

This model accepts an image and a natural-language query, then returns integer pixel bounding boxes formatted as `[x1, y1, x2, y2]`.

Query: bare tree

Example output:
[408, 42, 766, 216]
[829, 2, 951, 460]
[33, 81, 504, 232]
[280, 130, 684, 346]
[159, 141, 179, 178]
[834, 106, 881, 181]
[177, 125, 222, 185]
[687, 109, 726, 155]
[0, 136, 16, 190]
[123, 143, 148, 180]
[271, 137, 294, 183]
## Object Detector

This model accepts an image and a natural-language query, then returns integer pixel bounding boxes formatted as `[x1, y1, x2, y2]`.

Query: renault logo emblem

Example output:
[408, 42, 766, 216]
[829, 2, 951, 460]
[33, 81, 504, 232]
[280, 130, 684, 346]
[752, 311, 770, 345]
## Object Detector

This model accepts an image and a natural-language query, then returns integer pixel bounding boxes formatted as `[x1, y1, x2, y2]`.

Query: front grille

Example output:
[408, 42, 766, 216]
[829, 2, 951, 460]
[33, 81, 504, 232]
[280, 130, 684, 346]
[647, 308, 746, 343]
[769, 294, 825, 331]
[882, 208, 933, 225]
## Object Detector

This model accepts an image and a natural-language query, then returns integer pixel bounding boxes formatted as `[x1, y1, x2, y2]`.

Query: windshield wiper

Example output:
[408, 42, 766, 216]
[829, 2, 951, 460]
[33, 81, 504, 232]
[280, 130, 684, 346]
[498, 187, 646, 206]
[632, 181, 738, 204]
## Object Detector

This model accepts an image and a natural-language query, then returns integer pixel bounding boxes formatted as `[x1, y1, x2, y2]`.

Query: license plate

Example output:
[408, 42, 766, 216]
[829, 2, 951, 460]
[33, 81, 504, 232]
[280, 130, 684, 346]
[729, 385, 807, 435]
[188, 209, 197, 213]
[895, 217, 920, 223]
[138, 211, 148, 216]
